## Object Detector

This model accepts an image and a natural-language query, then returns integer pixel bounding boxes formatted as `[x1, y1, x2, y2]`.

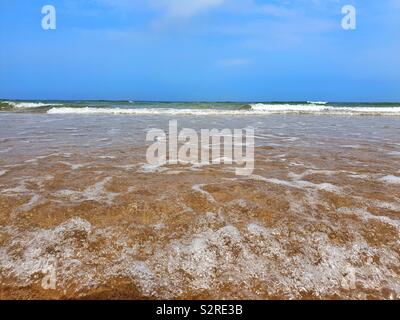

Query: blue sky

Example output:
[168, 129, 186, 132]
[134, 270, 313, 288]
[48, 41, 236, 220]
[0, 0, 399, 101]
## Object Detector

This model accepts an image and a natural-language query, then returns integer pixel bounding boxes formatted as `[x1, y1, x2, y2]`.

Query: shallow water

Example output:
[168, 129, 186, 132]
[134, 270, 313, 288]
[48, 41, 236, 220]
[0, 112, 399, 299]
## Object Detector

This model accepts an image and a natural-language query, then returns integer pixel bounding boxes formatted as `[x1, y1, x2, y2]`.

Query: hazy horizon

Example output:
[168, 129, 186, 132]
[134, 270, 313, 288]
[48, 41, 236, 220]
[2, 98, 400, 104]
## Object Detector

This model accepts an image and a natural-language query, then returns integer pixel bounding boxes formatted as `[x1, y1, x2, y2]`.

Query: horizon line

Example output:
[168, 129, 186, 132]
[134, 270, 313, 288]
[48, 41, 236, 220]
[2, 98, 400, 104]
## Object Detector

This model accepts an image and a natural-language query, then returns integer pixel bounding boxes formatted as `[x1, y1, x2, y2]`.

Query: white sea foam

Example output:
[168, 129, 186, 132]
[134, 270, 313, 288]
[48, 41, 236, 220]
[227, 199, 248, 208]
[338, 207, 400, 229]
[0, 218, 156, 294]
[249, 174, 342, 193]
[152, 222, 400, 299]
[387, 151, 400, 156]
[6, 101, 63, 108]
[47, 105, 400, 115]
[24, 153, 66, 164]
[47, 107, 248, 115]
[250, 103, 400, 114]
[17, 194, 44, 212]
[1, 215, 399, 299]
[192, 184, 216, 203]
[371, 200, 400, 212]
[114, 164, 138, 170]
[251, 103, 330, 112]
[59, 161, 88, 170]
[138, 163, 168, 173]
[2, 182, 30, 194]
[55, 177, 119, 204]
[2, 175, 54, 195]
[288, 169, 337, 180]
[165, 170, 184, 175]
[348, 173, 372, 180]
[307, 101, 328, 105]
[378, 175, 400, 185]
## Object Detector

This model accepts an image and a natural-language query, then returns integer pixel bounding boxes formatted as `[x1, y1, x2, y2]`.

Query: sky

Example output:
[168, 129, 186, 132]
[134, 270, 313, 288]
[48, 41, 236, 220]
[0, 0, 399, 101]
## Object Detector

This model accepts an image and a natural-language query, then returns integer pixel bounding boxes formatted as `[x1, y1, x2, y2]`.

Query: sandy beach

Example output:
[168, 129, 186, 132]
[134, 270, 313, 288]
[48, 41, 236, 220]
[0, 111, 399, 299]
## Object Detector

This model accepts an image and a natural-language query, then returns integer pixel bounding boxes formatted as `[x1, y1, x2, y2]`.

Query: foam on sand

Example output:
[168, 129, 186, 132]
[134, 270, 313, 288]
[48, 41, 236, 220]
[149, 222, 400, 299]
[1, 210, 399, 299]
[0, 218, 155, 296]
[138, 163, 168, 173]
[248, 174, 343, 194]
[378, 175, 400, 185]
[55, 177, 119, 205]
[387, 151, 400, 156]
[16, 194, 45, 213]
[338, 207, 400, 229]
[192, 184, 217, 203]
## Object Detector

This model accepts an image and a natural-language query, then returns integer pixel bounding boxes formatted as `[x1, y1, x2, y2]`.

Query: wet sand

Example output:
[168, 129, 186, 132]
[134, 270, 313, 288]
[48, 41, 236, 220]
[0, 113, 399, 299]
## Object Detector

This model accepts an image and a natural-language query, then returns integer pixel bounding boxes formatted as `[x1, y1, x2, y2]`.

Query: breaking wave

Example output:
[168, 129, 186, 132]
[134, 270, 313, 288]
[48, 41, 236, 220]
[249, 103, 400, 115]
[2, 101, 63, 109]
[47, 107, 249, 115]
[2, 99, 400, 115]
[307, 101, 328, 105]
[46, 104, 400, 115]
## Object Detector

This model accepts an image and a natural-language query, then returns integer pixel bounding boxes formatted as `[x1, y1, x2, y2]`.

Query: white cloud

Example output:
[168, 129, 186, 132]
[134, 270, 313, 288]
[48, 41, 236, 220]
[152, 0, 224, 17]
[96, 0, 142, 10]
[219, 58, 251, 66]
[256, 4, 296, 17]
[220, 0, 298, 17]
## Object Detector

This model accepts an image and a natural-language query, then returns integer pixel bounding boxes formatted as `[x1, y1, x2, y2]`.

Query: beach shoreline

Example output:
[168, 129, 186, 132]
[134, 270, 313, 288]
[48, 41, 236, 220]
[0, 112, 399, 299]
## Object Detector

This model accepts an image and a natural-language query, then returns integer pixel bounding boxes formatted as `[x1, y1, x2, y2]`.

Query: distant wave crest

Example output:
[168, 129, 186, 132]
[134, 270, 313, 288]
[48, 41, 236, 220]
[250, 103, 328, 112]
[47, 107, 248, 115]
[250, 103, 400, 115]
[46, 104, 400, 115]
[307, 101, 328, 105]
[4, 101, 63, 108]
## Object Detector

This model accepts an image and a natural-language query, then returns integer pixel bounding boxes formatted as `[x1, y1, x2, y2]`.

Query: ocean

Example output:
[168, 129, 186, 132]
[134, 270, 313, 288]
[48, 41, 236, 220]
[0, 100, 399, 299]
[2, 99, 400, 115]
